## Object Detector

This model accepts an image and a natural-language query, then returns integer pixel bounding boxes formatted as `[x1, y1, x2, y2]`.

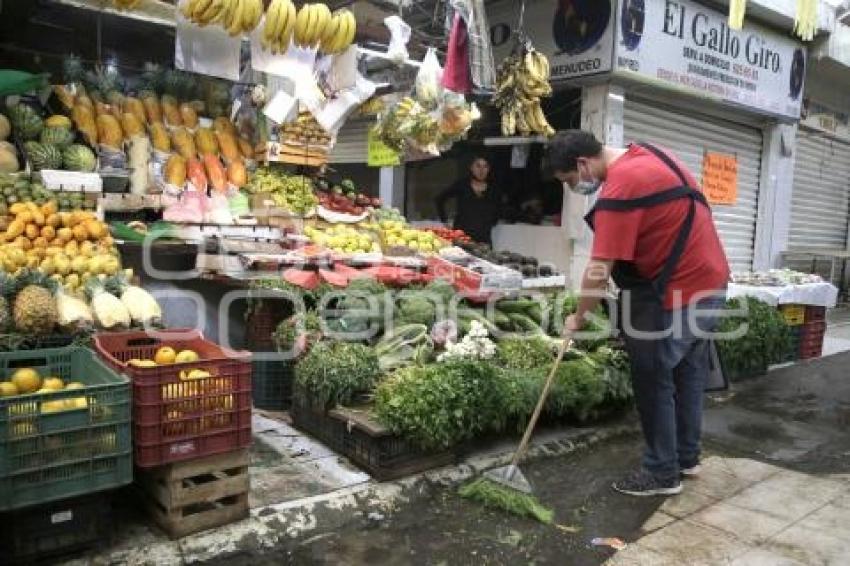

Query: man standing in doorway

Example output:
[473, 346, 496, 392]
[547, 130, 730, 496]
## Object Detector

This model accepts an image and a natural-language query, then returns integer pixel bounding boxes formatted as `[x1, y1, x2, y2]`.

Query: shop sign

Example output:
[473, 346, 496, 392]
[488, 0, 615, 80]
[615, 0, 805, 119]
[367, 129, 401, 167]
[702, 151, 738, 205]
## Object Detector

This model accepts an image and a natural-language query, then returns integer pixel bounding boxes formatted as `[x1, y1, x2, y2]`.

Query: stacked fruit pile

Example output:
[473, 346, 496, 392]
[372, 220, 448, 254]
[304, 224, 379, 254]
[0, 175, 92, 215]
[0, 367, 89, 414]
[280, 111, 332, 147]
[244, 168, 318, 215]
[160, 117, 251, 190]
[6, 104, 97, 172]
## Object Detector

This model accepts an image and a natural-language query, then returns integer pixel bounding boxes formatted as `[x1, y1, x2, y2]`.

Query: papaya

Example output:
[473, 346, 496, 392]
[195, 127, 218, 156]
[179, 103, 198, 129]
[213, 117, 237, 136]
[237, 137, 254, 159]
[204, 154, 228, 192]
[186, 158, 207, 191]
[227, 159, 247, 187]
[96, 114, 123, 149]
[150, 122, 171, 152]
[121, 112, 145, 139]
[124, 97, 146, 125]
[171, 127, 196, 160]
[216, 131, 240, 162]
[165, 154, 187, 187]
[72, 104, 97, 146]
[142, 95, 162, 124]
[162, 99, 182, 127]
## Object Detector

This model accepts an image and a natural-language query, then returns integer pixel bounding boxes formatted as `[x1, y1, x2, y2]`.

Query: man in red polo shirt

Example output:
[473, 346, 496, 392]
[547, 130, 729, 496]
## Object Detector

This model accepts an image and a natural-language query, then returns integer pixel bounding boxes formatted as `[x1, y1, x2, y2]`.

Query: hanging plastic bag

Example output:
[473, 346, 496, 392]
[384, 15, 411, 65]
[415, 48, 443, 106]
[442, 13, 472, 94]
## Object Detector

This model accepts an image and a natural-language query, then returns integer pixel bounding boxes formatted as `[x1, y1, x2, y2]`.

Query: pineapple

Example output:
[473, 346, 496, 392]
[13, 271, 59, 335]
[85, 276, 130, 329]
[63, 54, 86, 85]
[139, 62, 164, 95]
[106, 275, 161, 327]
[0, 271, 17, 331]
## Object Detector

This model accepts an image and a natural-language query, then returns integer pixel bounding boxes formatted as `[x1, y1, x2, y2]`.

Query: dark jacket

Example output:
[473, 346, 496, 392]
[436, 179, 502, 244]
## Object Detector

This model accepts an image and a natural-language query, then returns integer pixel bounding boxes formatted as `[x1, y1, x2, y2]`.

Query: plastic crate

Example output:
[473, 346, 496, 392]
[0, 492, 111, 565]
[0, 347, 132, 511]
[290, 390, 454, 481]
[804, 305, 827, 323]
[251, 359, 294, 410]
[92, 329, 252, 468]
[779, 304, 805, 326]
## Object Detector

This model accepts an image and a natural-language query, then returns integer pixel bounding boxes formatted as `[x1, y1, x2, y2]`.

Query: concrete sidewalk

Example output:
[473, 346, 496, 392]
[608, 456, 850, 565]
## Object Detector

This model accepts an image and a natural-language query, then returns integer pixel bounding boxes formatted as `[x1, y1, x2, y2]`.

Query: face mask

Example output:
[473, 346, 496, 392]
[569, 162, 602, 195]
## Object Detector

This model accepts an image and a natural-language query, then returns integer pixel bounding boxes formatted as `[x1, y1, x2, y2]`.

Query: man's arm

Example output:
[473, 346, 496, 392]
[566, 258, 613, 332]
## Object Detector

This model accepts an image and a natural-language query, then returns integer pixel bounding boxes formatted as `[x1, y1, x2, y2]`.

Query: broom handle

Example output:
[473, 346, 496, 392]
[509, 334, 570, 468]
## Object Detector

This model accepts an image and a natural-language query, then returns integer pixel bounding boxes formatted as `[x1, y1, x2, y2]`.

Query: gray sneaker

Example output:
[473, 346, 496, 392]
[613, 470, 683, 497]
[681, 464, 702, 478]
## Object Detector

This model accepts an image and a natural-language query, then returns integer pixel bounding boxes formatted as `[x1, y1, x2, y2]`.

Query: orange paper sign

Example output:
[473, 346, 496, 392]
[702, 152, 738, 205]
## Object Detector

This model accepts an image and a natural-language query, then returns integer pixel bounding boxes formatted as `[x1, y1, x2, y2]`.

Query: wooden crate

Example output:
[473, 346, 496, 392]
[137, 449, 250, 539]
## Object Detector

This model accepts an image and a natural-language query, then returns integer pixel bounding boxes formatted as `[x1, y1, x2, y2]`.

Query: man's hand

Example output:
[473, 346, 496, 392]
[565, 314, 585, 334]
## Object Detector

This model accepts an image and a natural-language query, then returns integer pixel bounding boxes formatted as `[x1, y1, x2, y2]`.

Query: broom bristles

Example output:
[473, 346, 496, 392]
[458, 478, 554, 524]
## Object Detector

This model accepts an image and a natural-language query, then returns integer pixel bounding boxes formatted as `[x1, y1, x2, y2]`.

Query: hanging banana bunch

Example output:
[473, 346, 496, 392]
[262, 0, 297, 53]
[113, 0, 142, 9]
[728, 0, 746, 31]
[493, 44, 555, 138]
[181, 0, 264, 35]
[794, 0, 817, 42]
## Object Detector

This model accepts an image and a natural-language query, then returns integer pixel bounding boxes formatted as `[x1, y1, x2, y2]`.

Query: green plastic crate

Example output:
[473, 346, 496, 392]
[0, 347, 132, 511]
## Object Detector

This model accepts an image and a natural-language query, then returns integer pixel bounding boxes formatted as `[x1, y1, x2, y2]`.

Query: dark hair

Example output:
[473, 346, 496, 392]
[546, 130, 603, 173]
[469, 155, 490, 167]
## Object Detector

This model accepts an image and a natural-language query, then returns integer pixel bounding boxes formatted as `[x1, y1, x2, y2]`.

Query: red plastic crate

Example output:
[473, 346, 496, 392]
[804, 306, 827, 323]
[799, 321, 827, 340]
[92, 329, 252, 468]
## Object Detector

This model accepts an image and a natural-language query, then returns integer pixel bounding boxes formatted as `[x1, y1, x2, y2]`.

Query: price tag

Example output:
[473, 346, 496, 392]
[51, 510, 73, 524]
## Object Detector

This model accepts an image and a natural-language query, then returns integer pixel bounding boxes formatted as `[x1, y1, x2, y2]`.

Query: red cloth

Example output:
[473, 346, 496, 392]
[442, 13, 471, 94]
[591, 144, 730, 309]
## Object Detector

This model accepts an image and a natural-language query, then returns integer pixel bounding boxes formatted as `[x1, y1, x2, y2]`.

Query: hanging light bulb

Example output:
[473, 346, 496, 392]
[728, 0, 747, 30]
[794, 0, 818, 42]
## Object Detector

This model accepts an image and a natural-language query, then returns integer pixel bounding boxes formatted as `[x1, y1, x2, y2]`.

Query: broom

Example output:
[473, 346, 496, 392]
[459, 334, 573, 524]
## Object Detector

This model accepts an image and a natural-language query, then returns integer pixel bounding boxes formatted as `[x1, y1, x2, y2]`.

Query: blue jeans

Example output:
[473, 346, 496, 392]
[624, 293, 725, 481]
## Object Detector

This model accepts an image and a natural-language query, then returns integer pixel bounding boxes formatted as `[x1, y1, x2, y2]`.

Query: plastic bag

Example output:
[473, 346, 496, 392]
[206, 192, 234, 224]
[415, 48, 443, 105]
[384, 15, 411, 65]
[163, 189, 206, 223]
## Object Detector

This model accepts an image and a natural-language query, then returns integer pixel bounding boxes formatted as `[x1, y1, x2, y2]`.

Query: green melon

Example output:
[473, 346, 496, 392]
[40, 126, 75, 148]
[7, 104, 44, 141]
[62, 144, 97, 172]
[25, 142, 62, 171]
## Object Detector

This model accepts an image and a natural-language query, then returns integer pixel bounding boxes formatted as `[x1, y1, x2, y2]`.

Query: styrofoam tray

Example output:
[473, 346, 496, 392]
[39, 170, 102, 193]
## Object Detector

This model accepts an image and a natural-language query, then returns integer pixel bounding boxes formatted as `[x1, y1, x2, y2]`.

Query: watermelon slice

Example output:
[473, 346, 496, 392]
[283, 268, 320, 290]
[319, 268, 350, 287]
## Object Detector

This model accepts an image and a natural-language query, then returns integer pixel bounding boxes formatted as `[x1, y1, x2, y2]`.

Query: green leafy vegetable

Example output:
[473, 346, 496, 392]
[458, 479, 554, 524]
[716, 297, 791, 379]
[295, 342, 381, 406]
[496, 337, 554, 370]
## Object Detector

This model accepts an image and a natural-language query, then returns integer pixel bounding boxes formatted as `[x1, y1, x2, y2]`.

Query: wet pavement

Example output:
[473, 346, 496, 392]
[199, 350, 850, 566]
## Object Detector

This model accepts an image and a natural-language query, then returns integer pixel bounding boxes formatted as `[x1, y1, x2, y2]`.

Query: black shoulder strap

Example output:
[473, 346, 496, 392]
[638, 142, 690, 187]
[654, 197, 697, 295]
[592, 186, 707, 212]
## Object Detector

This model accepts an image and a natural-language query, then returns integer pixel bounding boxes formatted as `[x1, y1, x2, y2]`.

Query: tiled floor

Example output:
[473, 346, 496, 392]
[606, 457, 850, 565]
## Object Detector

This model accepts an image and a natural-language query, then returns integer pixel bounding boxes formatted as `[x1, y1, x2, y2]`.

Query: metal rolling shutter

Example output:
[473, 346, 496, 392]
[328, 119, 371, 164]
[788, 129, 850, 252]
[623, 99, 764, 272]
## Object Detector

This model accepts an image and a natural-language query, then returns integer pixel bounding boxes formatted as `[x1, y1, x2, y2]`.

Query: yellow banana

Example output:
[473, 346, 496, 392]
[294, 3, 311, 46]
[319, 12, 340, 52]
[263, 0, 282, 44]
[192, 0, 213, 20]
[328, 11, 349, 53]
[344, 10, 357, 49]
[182, 0, 196, 19]
[241, 0, 256, 31]
[311, 3, 331, 48]
[305, 4, 320, 46]
[279, 0, 297, 49]
[227, 0, 244, 35]
[331, 9, 356, 53]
